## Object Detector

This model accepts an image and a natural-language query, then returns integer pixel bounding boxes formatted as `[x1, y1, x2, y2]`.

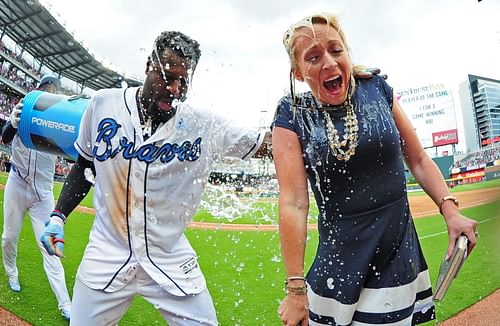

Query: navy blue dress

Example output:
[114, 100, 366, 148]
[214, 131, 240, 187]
[273, 76, 435, 325]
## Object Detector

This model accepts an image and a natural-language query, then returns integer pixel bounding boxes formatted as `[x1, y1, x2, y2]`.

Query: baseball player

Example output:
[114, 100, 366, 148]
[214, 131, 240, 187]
[40, 31, 266, 325]
[1, 75, 72, 320]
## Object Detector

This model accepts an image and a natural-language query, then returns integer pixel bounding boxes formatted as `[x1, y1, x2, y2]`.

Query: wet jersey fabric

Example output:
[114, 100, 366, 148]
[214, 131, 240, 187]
[9, 135, 56, 199]
[273, 76, 435, 325]
[75, 87, 264, 296]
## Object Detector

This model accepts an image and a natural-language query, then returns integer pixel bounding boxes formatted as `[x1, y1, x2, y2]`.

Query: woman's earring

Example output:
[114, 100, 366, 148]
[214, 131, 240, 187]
[292, 68, 304, 82]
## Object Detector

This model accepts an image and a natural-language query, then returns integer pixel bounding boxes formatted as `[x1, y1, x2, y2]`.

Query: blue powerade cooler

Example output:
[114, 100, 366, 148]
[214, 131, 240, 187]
[18, 91, 89, 160]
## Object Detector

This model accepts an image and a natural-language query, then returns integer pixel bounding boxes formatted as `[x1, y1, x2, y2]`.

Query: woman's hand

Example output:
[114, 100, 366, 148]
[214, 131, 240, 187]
[278, 293, 309, 326]
[442, 207, 478, 258]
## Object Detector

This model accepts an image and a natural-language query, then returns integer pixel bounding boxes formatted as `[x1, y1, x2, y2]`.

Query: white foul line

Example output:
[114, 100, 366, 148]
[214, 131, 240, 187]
[419, 217, 497, 240]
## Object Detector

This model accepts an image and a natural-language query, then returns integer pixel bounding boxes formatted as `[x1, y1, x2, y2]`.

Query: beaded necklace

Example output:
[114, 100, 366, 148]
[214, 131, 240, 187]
[312, 81, 358, 161]
[323, 96, 359, 161]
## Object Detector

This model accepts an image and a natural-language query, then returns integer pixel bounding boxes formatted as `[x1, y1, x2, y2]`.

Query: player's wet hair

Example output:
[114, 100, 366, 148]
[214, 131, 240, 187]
[146, 31, 201, 74]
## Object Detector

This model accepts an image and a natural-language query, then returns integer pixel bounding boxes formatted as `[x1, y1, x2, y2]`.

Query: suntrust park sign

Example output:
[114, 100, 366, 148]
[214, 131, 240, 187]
[396, 83, 458, 148]
[31, 117, 76, 133]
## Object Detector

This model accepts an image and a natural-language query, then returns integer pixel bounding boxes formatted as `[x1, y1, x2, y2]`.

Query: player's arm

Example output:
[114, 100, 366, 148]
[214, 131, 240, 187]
[1, 102, 23, 145]
[392, 96, 478, 257]
[253, 130, 272, 158]
[55, 154, 95, 215]
[40, 154, 95, 257]
[1, 121, 17, 145]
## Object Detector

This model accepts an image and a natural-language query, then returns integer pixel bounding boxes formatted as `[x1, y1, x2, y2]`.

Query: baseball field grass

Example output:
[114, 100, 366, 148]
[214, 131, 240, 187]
[0, 173, 498, 325]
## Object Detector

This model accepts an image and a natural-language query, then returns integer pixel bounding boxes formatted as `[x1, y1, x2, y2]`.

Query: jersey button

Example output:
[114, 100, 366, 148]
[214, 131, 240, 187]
[134, 172, 140, 177]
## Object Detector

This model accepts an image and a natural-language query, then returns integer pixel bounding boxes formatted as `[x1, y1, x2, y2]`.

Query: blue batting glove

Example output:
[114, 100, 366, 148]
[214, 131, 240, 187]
[40, 212, 66, 257]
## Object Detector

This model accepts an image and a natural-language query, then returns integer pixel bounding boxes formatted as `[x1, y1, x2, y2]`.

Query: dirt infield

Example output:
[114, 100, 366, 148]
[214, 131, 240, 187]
[0, 187, 499, 325]
[439, 289, 500, 326]
[0, 310, 30, 326]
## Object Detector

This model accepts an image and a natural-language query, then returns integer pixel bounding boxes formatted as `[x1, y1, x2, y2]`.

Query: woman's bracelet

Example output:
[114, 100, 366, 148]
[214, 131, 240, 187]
[286, 276, 306, 283]
[285, 283, 307, 295]
[285, 276, 307, 295]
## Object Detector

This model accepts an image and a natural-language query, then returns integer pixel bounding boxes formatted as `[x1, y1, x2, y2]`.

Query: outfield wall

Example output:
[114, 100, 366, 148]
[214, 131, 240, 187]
[485, 165, 500, 181]
[433, 156, 454, 179]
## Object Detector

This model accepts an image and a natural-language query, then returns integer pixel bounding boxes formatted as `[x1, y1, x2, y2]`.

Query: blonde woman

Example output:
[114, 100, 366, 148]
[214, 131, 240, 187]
[272, 13, 477, 326]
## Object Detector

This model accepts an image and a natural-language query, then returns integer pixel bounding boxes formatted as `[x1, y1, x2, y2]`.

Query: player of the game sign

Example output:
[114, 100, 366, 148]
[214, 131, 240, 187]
[396, 83, 458, 148]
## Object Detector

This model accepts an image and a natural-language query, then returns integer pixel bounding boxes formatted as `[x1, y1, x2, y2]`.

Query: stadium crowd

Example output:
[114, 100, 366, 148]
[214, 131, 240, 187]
[1, 38, 76, 117]
[452, 146, 500, 169]
[0, 39, 41, 80]
[0, 39, 77, 178]
[0, 92, 21, 116]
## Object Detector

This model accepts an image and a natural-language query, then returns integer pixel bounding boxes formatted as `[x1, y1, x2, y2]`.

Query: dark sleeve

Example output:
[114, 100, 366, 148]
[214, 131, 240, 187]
[271, 95, 295, 132]
[55, 154, 95, 217]
[1, 121, 17, 145]
[377, 75, 394, 110]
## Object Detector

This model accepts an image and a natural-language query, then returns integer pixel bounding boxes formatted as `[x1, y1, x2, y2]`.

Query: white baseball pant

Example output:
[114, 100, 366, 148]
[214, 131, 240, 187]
[1, 170, 71, 310]
[70, 264, 218, 325]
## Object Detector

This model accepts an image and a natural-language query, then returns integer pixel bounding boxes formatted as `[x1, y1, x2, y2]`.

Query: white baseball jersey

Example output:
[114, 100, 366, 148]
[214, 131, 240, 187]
[9, 134, 56, 198]
[75, 87, 264, 296]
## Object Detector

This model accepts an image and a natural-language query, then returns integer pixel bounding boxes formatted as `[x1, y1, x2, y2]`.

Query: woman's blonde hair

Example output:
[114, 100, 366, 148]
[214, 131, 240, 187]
[282, 13, 353, 105]
[283, 13, 350, 71]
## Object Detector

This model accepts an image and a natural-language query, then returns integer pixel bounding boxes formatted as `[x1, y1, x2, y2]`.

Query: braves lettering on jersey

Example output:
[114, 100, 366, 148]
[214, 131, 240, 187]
[74, 87, 264, 296]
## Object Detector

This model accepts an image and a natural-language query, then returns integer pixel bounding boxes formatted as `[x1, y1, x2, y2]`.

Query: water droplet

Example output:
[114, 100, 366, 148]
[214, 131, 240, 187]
[327, 278, 334, 289]
[271, 255, 281, 263]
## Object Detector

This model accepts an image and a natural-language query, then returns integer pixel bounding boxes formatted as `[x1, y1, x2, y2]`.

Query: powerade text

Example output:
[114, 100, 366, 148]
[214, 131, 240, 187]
[31, 117, 76, 133]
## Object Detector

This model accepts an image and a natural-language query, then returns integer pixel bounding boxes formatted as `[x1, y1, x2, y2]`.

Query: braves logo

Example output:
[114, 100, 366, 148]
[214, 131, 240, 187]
[93, 118, 201, 163]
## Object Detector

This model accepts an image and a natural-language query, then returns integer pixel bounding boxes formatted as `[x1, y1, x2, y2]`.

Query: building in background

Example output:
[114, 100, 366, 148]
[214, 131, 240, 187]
[458, 74, 500, 152]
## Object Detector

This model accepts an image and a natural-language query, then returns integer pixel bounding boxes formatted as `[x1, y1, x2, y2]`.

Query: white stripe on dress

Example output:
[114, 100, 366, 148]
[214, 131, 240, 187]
[357, 270, 431, 313]
[308, 285, 357, 325]
[308, 270, 432, 325]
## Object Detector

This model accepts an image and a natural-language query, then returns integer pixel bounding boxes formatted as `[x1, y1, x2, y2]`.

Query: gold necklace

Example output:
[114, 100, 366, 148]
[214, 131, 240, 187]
[136, 88, 152, 138]
[137, 87, 149, 126]
[324, 97, 359, 161]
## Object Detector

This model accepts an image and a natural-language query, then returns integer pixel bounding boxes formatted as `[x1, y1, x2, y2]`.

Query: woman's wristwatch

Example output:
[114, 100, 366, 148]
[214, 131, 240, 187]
[438, 195, 459, 214]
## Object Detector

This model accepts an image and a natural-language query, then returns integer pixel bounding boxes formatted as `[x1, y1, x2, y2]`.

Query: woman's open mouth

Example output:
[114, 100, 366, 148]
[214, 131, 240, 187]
[323, 75, 343, 92]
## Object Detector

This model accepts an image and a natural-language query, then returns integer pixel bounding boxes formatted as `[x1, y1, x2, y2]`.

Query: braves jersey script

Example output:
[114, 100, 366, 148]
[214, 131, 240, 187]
[9, 134, 56, 199]
[74, 87, 264, 296]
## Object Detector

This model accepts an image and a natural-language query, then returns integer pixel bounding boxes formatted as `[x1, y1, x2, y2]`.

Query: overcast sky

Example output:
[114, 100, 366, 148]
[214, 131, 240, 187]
[40, 0, 500, 134]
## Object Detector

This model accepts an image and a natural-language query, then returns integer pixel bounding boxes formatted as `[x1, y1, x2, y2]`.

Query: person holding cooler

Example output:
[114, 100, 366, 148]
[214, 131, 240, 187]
[1, 75, 72, 320]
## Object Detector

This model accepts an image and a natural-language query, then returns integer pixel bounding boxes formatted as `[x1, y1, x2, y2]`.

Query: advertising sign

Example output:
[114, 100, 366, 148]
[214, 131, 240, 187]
[396, 83, 458, 148]
[433, 129, 458, 147]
